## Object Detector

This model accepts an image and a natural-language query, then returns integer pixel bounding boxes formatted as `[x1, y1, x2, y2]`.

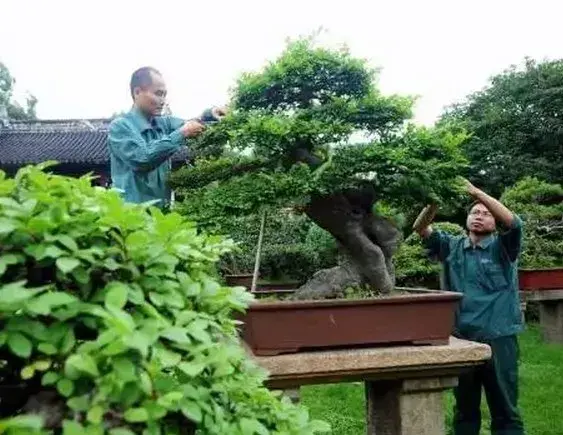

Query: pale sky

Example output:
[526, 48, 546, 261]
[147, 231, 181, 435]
[2, 0, 562, 125]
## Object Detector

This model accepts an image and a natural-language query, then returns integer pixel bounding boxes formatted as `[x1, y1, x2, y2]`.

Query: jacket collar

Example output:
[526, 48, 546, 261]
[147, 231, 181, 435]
[129, 107, 156, 132]
[463, 234, 494, 250]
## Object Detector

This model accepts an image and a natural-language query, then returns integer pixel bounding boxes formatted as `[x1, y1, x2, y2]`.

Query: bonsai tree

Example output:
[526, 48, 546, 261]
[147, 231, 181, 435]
[170, 37, 468, 299]
[0, 164, 329, 434]
[500, 176, 563, 268]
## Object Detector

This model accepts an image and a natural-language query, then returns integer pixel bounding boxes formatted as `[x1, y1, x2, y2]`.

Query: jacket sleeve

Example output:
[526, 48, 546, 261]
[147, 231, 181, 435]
[499, 214, 523, 262]
[108, 119, 184, 172]
[422, 230, 452, 262]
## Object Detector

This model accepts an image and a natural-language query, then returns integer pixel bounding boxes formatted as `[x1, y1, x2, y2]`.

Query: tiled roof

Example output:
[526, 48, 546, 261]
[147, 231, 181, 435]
[0, 119, 189, 166]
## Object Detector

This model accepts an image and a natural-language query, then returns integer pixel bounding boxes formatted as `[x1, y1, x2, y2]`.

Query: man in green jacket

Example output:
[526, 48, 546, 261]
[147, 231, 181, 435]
[108, 66, 226, 208]
[413, 179, 524, 435]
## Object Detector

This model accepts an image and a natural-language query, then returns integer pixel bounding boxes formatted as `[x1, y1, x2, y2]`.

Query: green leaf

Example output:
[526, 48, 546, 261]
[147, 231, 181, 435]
[178, 362, 206, 377]
[161, 327, 191, 344]
[127, 285, 145, 305]
[62, 420, 84, 435]
[41, 371, 59, 386]
[21, 365, 35, 380]
[72, 267, 90, 285]
[55, 234, 79, 252]
[33, 360, 51, 371]
[56, 257, 81, 274]
[181, 401, 202, 423]
[109, 429, 136, 435]
[153, 346, 182, 368]
[65, 353, 99, 377]
[139, 371, 153, 395]
[125, 331, 151, 357]
[143, 402, 167, 420]
[157, 391, 183, 409]
[103, 258, 121, 271]
[60, 328, 76, 354]
[123, 407, 149, 423]
[0, 282, 44, 307]
[106, 305, 135, 332]
[43, 245, 66, 259]
[240, 418, 269, 435]
[7, 332, 32, 358]
[0, 254, 20, 276]
[38, 342, 58, 355]
[26, 291, 78, 315]
[186, 319, 210, 343]
[0, 217, 16, 235]
[87, 405, 104, 424]
[105, 283, 128, 309]
[57, 378, 74, 397]
[119, 382, 142, 407]
[0, 415, 43, 431]
[68, 395, 90, 412]
[112, 357, 137, 382]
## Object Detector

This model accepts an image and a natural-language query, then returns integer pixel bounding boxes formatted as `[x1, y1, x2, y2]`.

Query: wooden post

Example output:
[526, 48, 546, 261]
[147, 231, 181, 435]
[251, 211, 266, 293]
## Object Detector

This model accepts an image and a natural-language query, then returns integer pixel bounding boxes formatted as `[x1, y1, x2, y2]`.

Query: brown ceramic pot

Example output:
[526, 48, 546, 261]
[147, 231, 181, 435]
[519, 268, 563, 290]
[239, 288, 462, 356]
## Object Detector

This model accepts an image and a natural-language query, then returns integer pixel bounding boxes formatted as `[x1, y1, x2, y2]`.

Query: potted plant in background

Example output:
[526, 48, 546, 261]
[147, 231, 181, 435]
[170, 37, 469, 356]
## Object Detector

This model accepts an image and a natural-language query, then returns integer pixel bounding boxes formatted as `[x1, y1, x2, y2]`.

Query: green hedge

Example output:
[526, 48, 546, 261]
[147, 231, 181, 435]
[0, 164, 329, 434]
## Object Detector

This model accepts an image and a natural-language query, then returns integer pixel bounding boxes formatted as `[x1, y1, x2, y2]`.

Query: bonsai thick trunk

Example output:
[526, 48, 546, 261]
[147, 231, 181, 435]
[294, 190, 401, 299]
[290, 147, 402, 300]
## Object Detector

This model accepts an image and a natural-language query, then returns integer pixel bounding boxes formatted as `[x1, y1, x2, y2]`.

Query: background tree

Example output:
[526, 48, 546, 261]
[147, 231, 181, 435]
[500, 177, 563, 268]
[0, 61, 38, 121]
[440, 58, 563, 198]
[170, 38, 468, 299]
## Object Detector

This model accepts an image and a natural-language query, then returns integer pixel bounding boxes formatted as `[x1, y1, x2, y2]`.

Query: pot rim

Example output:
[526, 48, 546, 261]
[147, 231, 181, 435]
[248, 288, 461, 310]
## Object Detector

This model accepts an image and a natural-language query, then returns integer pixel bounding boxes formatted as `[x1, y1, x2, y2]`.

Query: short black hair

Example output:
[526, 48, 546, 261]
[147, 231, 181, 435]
[466, 200, 483, 214]
[130, 67, 161, 98]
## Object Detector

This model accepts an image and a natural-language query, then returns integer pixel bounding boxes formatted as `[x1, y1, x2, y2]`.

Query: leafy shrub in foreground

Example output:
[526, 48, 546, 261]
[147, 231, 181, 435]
[0, 164, 329, 434]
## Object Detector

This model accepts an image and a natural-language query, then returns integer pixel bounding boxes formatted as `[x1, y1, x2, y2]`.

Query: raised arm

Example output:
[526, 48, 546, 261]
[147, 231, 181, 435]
[413, 203, 452, 262]
[464, 179, 516, 228]
[108, 119, 202, 172]
[464, 179, 522, 261]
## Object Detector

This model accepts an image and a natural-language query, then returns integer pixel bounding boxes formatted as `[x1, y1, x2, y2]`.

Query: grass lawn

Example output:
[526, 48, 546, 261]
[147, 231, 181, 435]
[300, 324, 563, 434]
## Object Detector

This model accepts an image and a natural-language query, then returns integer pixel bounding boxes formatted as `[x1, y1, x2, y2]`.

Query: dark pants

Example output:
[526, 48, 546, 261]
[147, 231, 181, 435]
[453, 334, 524, 435]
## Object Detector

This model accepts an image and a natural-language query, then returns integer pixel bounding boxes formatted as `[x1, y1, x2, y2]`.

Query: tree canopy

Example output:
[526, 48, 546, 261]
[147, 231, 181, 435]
[169, 38, 469, 297]
[0, 62, 38, 121]
[440, 58, 563, 197]
[170, 39, 468, 229]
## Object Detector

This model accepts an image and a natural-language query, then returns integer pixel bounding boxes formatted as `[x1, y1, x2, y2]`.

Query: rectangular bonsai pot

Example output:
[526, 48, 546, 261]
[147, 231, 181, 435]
[239, 288, 461, 356]
[519, 268, 563, 291]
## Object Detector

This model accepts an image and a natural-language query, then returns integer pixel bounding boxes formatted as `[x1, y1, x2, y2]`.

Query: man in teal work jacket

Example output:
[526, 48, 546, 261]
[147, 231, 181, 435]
[108, 66, 226, 208]
[413, 179, 524, 435]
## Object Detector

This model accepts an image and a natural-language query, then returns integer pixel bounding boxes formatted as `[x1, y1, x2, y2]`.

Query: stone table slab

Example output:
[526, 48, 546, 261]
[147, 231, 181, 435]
[254, 336, 491, 388]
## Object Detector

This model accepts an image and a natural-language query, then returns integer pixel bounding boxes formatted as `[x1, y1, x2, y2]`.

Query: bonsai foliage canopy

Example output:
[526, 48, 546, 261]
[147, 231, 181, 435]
[170, 37, 468, 298]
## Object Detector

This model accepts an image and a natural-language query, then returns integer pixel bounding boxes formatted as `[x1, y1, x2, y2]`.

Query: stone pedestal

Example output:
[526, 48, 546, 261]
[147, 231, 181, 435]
[527, 289, 563, 343]
[253, 337, 491, 435]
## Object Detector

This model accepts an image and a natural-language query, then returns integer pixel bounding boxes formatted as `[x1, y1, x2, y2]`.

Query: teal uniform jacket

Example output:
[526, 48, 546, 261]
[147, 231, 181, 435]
[423, 216, 524, 341]
[107, 107, 215, 207]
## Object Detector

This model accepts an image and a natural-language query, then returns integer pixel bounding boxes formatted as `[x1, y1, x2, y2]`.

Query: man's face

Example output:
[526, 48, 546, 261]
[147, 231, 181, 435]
[466, 203, 496, 235]
[133, 72, 167, 117]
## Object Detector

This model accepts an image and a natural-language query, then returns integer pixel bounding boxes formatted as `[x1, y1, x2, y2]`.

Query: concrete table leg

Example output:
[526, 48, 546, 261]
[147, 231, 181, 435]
[365, 377, 458, 435]
[539, 300, 563, 344]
